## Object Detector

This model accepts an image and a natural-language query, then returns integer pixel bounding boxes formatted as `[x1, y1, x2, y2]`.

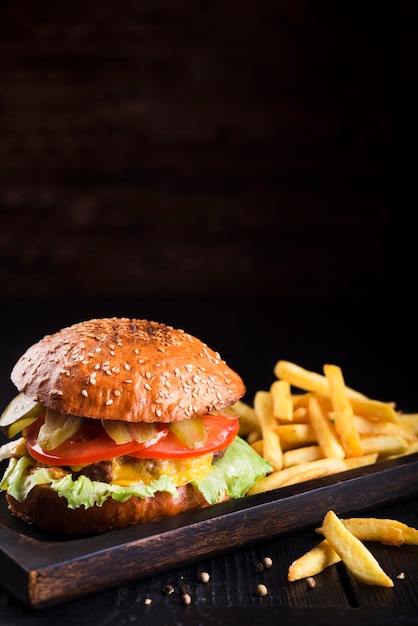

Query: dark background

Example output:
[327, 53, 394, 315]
[0, 2, 414, 410]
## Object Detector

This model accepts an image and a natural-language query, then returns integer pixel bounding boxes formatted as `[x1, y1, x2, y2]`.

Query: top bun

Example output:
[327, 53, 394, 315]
[11, 317, 246, 423]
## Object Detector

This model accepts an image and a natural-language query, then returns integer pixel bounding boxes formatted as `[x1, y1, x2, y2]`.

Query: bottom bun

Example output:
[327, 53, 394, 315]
[6, 484, 210, 534]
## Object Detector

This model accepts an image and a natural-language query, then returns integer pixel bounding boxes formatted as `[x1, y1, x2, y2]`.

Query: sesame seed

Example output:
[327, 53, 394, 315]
[144, 383, 151, 391]
[114, 390, 121, 396]
[81, 389, 88, 397]
[124, 363, 130, 370]
[155, 408, 162, 417]
[124, 379, 133, 383]
[145, 371, 151, 379]
[106, 370, 112, 375]
[105, 399, 113, 406]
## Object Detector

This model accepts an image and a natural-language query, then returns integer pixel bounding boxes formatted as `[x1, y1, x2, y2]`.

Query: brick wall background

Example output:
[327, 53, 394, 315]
[0, 1, 397, 300]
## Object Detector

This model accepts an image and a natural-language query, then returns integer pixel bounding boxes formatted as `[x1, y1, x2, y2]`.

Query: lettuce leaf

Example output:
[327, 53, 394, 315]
[0, 437, 272, 510]
[193, 435, 272, 504]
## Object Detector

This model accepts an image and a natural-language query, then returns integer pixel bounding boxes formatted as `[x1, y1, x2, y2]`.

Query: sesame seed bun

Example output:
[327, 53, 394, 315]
[11, 317, 246, 423]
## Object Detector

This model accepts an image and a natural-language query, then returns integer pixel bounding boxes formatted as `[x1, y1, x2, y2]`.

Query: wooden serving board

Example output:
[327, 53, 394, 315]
[1, 453, 418, 609]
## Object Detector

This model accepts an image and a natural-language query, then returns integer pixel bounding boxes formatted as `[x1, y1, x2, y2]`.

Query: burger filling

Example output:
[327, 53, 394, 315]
[0, 395, 272, 510]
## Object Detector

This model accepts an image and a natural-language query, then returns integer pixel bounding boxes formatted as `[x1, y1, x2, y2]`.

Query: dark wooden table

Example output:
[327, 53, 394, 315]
[1, 296, 417, 625]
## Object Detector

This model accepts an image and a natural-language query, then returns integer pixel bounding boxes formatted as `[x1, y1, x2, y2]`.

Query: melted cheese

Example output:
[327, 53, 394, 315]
[111, 453, 213, 487]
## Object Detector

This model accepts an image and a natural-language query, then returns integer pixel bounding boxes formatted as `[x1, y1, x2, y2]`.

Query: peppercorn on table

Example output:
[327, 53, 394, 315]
[1, 297, 417, 626]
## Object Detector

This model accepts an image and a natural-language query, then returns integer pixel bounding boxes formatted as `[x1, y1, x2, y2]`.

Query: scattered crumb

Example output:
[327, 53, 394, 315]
[306, 577, 316, 588]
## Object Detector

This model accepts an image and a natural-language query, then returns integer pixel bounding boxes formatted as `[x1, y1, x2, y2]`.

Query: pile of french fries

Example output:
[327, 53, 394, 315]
[233, 360, 418, 587]
[234, 360, 418, 494]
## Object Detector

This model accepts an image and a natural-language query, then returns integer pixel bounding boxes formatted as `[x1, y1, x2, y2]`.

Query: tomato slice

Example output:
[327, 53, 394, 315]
[25, 417, 168, 467]
[25, 413, 239, 466]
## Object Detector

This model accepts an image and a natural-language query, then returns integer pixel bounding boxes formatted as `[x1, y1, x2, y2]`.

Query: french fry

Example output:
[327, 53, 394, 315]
[397, 413, 418, 436]
[247, 458, 347, 495]
[288, 539, 341, 581]
[342, 453, 378, 469]
[250, 439, 263, 456]
[276, 423, 316, 451]
[233, 400, 261, 438]
[283, 444, 324, 468]
[349, 397, 399, 423]
[353, 415, 415, 439]
[275, 360, 366, 400]
[393, 520, 418, 544]
[316, 517, 405, 546]
[324, 364, 363, 458]
[292, 392, 318, 409]
[321, 510, 394, 587]
[279, 467, 329, 487]
[291, 406, 310, 423]
[254, 391, 283, 471]
[360, 434, 409, 458]
[308, 396, 345, 459]
[270, 380, 293, 422]
[392, 440, 418, 458]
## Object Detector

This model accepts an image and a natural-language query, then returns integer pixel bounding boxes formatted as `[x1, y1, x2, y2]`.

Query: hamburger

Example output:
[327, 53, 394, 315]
[0, 317, 272, 534]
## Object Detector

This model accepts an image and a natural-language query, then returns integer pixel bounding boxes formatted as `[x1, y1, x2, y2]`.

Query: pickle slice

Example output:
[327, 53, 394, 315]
[102, 420, 160, 445]
[169, 415, 207, 449]
[37, 408, 84, 451]
[0, 393, 44, 438]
